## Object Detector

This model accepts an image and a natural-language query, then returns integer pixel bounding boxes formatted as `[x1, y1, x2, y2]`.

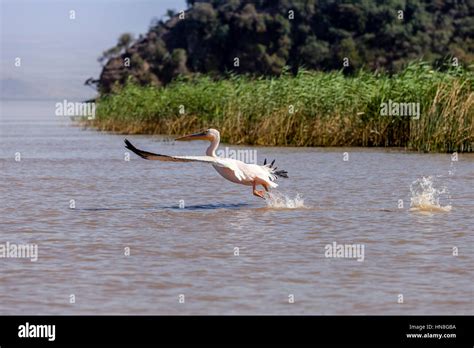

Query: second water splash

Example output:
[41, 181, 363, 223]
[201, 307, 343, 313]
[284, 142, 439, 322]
[409, 176, 452, 212]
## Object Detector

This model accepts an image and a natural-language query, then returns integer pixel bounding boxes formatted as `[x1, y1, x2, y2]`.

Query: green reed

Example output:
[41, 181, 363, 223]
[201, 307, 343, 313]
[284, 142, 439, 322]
[88, 62, 473, 152]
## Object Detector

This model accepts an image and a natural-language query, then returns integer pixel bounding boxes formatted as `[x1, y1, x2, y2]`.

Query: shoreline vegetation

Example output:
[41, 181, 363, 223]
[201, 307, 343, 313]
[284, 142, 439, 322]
[86, 62, 473, 153]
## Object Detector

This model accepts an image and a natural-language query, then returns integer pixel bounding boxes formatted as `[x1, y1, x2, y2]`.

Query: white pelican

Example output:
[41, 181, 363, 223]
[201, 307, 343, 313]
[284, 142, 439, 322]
[124, 129, 288, 199]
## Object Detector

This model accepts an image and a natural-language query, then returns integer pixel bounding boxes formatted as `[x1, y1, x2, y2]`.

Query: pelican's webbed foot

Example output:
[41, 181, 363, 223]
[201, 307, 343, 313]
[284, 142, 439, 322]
[253, 189, 266, 199]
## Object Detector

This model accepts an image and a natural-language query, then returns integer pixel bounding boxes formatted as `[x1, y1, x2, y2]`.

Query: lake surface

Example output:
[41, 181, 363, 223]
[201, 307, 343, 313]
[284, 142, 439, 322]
[1, 100, 473, 314]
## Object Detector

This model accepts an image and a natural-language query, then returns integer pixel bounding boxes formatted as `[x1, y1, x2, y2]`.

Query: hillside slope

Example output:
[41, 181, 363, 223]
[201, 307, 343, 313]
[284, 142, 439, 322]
[92, 0, 474, 94]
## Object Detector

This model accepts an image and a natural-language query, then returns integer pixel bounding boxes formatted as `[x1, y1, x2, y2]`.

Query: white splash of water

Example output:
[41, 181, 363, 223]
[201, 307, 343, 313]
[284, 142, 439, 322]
[265, 191, 306, 209]
[409, 176, 452, 212]
[448, 161, 457, 176]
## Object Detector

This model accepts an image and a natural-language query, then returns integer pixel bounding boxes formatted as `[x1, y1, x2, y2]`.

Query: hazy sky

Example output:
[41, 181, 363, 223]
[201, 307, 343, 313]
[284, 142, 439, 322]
[0, 0, 186, 100]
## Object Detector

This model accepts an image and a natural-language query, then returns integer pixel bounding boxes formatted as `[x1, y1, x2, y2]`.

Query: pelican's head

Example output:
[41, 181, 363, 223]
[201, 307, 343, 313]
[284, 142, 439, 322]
[175, 128, 220, 142]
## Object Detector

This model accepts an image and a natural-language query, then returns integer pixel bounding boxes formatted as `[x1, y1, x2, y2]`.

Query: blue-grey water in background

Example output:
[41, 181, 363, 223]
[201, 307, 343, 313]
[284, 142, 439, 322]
[1, 101, 473, 314]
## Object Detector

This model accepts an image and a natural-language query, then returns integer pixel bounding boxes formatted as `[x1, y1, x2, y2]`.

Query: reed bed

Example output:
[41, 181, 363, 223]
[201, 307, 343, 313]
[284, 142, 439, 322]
[88, 62, 473, 152]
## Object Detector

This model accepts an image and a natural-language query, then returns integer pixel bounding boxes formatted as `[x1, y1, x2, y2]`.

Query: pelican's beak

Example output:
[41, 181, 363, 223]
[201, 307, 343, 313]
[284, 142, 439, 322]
[175, 131, 209, 141]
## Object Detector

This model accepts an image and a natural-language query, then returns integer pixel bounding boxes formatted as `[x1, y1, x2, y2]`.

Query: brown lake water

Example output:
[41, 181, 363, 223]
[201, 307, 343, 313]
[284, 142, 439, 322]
[1, 100, 473, 314]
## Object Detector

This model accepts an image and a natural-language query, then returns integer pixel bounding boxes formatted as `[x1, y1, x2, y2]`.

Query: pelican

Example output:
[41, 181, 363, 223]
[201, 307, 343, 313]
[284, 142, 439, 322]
[124, 129, 288, 199]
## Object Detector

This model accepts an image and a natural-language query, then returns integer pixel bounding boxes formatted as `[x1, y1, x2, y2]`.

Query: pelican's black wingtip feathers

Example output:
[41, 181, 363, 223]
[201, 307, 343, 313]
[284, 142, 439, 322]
[263, 157, 288, 179]
[275, 170, 289, 179]
[124, 139, 149, 160]
[263, 158, 277, 169]
[124, 138, 134, 150]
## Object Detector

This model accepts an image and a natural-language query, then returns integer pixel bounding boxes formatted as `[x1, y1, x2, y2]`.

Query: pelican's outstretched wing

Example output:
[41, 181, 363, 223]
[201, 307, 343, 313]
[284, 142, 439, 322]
[124, 139, 245, 180]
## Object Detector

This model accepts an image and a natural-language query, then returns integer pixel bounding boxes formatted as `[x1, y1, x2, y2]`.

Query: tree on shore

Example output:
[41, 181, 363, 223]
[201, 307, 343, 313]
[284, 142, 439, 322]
[92, 0, 473, 93]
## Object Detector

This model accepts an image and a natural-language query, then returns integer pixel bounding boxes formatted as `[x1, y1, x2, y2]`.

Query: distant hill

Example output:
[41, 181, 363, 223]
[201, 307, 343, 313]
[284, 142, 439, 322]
[92, 0, 474, 94]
